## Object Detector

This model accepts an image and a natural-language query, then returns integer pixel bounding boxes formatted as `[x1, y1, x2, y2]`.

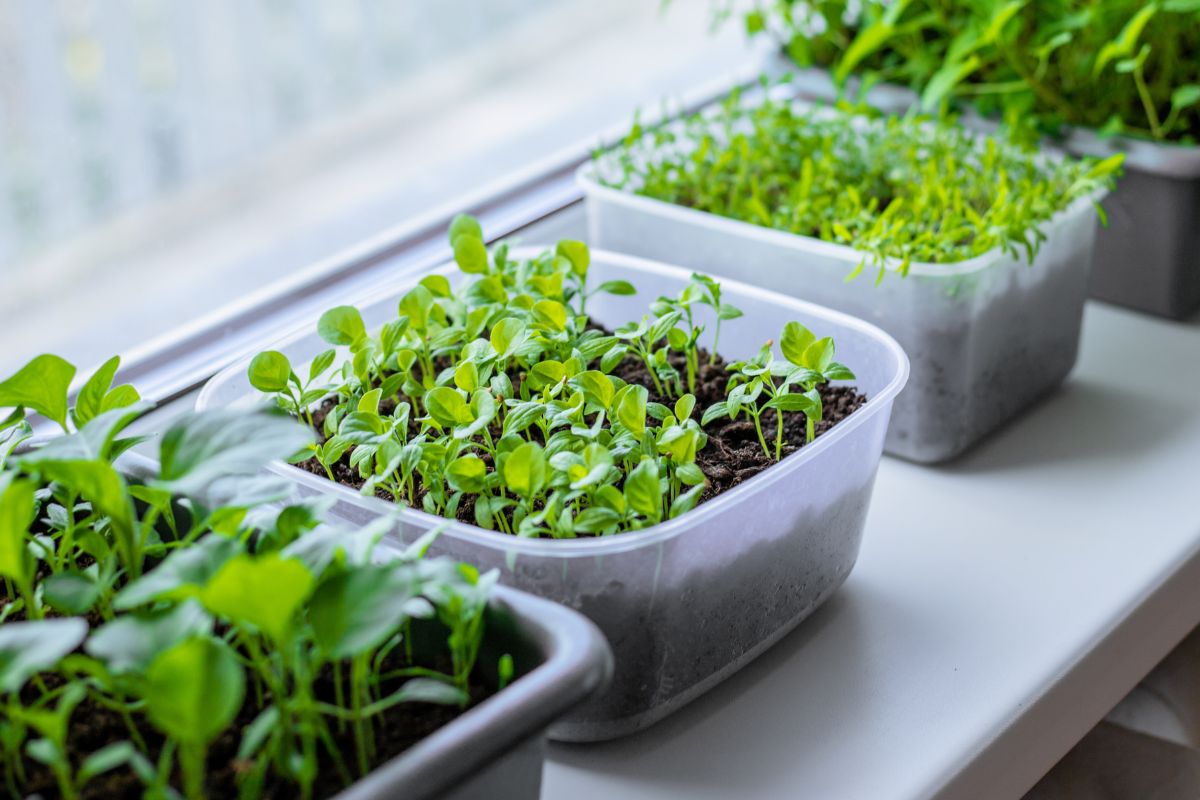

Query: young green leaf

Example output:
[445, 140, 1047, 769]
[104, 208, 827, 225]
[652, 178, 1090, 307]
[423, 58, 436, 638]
[555, 240, 590, 277]
[201, 553, 314, 644]
[86, 601, 213, 675]
[0, 354, 76, 430]
[0, 476, 33, 585]
[308, 563, 420, 659]
[454, 235, 490, 274]
[317, 306, 366, 346]
[504, 441, 547, 498]
[142, 636, 245, 745]
[0, 619, 88, 692]
[623, 458, 662, 521]
[248, 351, 292, 393]
[448, 213, 483, 243]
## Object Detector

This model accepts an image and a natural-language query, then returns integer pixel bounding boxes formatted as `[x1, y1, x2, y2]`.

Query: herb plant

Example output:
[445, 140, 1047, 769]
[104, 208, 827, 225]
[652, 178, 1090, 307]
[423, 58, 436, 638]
[729, 0, 1200, 144]
[248, 216, 863, 538]
[0, 355, 511, 800]
[598, 92, 1121, 280]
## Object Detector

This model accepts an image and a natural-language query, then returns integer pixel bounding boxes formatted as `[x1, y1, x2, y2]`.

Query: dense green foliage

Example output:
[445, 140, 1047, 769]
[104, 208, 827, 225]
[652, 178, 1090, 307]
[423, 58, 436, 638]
[249, 217, 858, 537]
[0, 355, 503, 800]
[598, 93, 1120, 277]
[732, 0, 1200, 143]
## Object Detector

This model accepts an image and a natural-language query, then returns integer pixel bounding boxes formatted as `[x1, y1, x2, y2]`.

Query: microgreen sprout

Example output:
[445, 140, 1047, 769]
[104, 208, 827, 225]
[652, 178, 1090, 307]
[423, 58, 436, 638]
[599, 92, 1122, 280]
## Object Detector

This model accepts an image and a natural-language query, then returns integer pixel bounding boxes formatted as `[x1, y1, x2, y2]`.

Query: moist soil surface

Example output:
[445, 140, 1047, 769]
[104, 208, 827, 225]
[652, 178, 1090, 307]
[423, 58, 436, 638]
[16, 634, 488, 799]
[297, 341, 868, 532]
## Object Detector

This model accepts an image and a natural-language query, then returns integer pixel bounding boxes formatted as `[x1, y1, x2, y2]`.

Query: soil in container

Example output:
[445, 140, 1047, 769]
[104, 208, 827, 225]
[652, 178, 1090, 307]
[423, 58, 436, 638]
[295, 341, 868, 533]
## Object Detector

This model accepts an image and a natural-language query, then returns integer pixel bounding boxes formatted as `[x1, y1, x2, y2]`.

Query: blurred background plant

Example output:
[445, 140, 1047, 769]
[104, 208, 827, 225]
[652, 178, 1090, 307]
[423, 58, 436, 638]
[725, 0, 1200, 144]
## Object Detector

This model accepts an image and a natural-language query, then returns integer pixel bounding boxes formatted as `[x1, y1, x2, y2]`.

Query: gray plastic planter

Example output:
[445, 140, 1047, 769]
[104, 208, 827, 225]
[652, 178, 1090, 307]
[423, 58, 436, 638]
[1065, 129, 1200, 320]
[87, 453, 613, 800]
[198, 249, 909, 741]
[332, 580, 612, 800]
[579, 113, 1102, 463]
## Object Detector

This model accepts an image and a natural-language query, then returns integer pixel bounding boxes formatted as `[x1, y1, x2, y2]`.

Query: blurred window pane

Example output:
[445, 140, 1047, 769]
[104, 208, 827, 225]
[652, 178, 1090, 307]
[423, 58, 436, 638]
[0, 0, 744, 374]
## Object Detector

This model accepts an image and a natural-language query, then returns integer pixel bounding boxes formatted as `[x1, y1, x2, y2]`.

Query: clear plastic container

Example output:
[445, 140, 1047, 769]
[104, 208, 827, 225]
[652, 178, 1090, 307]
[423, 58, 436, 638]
[197, 250, 909, 740]
[579, 146, 1103, 463]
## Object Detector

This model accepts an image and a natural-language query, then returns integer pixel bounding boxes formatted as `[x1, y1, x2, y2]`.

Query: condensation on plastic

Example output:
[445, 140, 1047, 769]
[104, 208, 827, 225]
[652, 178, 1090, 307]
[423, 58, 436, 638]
[578, 104, 1103, 462]
[197, 250, 908, 741]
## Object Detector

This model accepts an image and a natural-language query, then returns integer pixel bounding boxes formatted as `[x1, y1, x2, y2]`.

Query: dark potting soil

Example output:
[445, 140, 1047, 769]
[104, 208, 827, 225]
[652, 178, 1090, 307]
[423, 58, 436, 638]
[15, 621, 489, 800]
[296, 343, 868, 534]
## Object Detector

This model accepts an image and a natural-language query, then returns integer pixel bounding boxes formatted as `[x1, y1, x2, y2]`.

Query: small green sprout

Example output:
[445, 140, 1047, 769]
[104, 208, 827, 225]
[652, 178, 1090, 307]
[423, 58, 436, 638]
[702, 322, 855, 461]
[599, 93, 1122, 279]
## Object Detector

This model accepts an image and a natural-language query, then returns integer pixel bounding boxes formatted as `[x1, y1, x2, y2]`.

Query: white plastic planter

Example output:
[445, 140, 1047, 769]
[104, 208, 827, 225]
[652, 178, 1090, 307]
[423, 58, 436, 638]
[579, 108, 1103, 463]
[198, 249, 908, 741]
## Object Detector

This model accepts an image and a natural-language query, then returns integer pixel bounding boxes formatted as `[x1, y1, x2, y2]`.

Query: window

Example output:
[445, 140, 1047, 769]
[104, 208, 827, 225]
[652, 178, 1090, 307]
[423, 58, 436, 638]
[0, 0, 747, 374]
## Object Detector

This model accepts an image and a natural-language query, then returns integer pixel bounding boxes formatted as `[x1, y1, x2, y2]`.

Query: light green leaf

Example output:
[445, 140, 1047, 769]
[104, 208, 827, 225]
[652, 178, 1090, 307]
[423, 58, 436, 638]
[74, 356, 121, 427]
[155, 409, 314, 498]
[247, 351, 292, 393]
[555, 240, 590, 277]
[573, 371, 615, 411]
[0, 476, 33, 584]
[0, 354, 76, 430]
[503, 442, 547, 498]
[453, 235, 489, 274]
[142, 636, 244, 745]
[615, 384, 648, 438]
[489, 317, 527, 358]
[533, 299, 569, 331]
[446, 454, 487, 493]
[86, 601, 212, 675]
[309, 563, 421, 659]
[201, 553, 314, 644]
[448, 213, 483, 243]
[454, 361, 479, 393]
[623, 459, 661, 521]
[425, 387, 473, 428]
[0, 619, 87, 692]
[1094, 3, 1159, 76]
[317, 306, 366, 346]
[780, 321, 816, 367]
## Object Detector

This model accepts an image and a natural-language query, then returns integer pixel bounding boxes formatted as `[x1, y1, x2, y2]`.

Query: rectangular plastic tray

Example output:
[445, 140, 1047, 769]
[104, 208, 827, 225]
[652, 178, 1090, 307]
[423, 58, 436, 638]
[578, 102, 1102, 463]
[197, 249, 909, 740]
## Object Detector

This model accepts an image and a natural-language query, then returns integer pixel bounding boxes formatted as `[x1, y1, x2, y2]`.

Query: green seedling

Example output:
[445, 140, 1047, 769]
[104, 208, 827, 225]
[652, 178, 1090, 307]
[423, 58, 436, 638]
[702, 322, 855, 461]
